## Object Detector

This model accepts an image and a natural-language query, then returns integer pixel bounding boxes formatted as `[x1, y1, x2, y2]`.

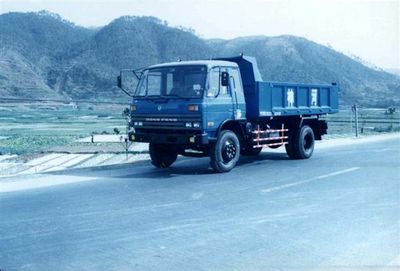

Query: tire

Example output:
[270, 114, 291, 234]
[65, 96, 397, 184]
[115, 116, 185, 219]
[286, 125, 315, 159]
[241, 146, 262, 156]
[210, 130, 240, 173]
[285, 129, 297, 159]
[149, 143, 178, 168]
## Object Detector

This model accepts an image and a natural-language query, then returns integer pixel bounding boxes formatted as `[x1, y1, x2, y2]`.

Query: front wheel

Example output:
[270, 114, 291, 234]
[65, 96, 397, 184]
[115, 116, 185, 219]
[210, 130, 240, 173]
[149, 143, 178, 168]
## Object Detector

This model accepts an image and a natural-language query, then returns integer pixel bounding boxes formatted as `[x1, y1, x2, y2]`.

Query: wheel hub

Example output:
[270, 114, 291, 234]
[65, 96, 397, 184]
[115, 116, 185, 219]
[304, 133, 313, 150]
[222, 140, 236, 163]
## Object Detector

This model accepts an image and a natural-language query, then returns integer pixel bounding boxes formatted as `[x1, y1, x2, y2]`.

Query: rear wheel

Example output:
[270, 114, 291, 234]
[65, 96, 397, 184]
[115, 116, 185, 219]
[285, 129, 297, 159]
[149, 143, 178, 168]
[210, 130, 240, 173]
[286, 125, 315, 159]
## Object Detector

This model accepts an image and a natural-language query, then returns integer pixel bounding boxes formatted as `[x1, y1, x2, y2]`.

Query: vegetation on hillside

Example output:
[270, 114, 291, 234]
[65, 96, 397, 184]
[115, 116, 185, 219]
[0, 11, 399, 107]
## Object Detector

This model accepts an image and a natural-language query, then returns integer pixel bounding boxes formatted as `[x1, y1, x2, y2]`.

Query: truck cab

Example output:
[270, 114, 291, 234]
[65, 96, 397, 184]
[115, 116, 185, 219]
[119, 55, 339, 173]
[127, 61, 246, 155]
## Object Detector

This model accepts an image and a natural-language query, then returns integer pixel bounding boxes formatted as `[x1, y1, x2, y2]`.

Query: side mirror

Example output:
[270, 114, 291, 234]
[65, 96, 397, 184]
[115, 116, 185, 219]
[221, 72, 229, 87]
[117, 75, 122, 89]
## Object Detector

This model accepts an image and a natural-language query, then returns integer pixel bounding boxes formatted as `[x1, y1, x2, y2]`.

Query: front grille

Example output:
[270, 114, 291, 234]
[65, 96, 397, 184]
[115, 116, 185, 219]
[135, 128, 202, 135]
[131, 114, 201, 130]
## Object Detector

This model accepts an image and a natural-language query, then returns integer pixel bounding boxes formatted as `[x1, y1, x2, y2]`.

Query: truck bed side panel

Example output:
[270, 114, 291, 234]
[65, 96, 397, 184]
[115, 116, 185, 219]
[245, 81, 339, 119]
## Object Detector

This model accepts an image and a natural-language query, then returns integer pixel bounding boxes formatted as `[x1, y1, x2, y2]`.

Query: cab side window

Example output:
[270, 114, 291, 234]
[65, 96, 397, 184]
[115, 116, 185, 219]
[230, 68, 243, 95]
[207, 67, 232, 97]
[207, 68, 220, 97]
[219, 67, 229, 96]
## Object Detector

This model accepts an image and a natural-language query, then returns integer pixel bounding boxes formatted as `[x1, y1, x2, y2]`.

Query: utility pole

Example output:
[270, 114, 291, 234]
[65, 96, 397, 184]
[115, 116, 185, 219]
[352, 104, 359, 137]
[120, 107, 132, 160]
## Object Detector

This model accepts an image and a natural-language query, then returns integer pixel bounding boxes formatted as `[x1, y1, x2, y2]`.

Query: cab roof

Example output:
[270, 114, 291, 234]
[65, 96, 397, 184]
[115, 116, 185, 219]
[147, 60, 238, 69]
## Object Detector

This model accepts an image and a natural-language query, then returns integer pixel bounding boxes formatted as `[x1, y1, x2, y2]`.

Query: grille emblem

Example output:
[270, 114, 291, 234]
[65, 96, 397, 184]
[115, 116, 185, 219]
[157, 105, 162, 111]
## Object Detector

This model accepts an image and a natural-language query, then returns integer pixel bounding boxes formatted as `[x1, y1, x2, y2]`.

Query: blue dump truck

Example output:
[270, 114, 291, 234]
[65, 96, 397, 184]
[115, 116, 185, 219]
[118, 55, 339, 172]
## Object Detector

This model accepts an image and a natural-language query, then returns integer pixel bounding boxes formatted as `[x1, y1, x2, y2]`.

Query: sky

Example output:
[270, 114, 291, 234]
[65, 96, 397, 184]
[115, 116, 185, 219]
[0, 0, 399, 70]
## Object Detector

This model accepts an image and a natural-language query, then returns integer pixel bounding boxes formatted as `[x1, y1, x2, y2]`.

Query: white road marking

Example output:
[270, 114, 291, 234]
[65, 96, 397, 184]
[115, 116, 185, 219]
[373, 147, 394, 153]
[315, 167, 361, 179]
[261, 167, 360, 193]
[191, 192, 204, 200]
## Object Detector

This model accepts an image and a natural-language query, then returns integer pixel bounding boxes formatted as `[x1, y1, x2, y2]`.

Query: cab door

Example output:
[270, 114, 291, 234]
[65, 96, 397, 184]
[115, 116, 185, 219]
[204, 67, 235, 136]
[228, 67, 246, 120]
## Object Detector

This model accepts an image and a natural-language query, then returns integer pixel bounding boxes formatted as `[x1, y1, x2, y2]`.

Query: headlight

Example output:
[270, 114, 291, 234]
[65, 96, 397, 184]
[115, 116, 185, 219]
[193, 122, 200, 128]
[188, 105, 199, 111]
[185, 122, 192, 128]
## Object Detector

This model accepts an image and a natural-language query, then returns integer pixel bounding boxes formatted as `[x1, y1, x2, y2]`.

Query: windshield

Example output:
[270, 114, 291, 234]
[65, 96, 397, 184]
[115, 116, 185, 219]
[134, 65, 207, 98]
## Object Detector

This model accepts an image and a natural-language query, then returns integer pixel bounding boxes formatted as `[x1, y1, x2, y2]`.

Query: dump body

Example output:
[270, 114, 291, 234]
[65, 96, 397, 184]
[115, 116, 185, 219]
[215, 56, 339, 119]
[246, 81, 339, 119]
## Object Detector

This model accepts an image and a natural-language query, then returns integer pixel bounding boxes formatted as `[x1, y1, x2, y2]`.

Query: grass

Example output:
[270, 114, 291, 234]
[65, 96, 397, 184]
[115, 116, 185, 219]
[0, 135, 78, 154]
[321, 108, 400, 136]
[0, 102, 128, 154]
[0, 103, 398, 154]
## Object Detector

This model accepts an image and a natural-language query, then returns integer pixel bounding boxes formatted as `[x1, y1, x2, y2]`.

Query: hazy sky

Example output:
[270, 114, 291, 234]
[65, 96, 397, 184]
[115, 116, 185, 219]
[1, 0, 399, 70]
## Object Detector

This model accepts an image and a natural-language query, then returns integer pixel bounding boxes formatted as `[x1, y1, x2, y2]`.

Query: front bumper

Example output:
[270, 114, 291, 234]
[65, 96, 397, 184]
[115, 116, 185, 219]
[129, 129, 209, 145]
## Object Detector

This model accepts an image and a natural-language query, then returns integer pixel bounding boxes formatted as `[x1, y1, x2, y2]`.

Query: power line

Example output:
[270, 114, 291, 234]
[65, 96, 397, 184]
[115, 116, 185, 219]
[0, 97, 130, 105]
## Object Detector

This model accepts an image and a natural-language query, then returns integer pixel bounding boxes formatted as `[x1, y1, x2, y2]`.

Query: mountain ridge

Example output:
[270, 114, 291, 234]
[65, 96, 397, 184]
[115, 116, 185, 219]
[0, 11, 399, 107]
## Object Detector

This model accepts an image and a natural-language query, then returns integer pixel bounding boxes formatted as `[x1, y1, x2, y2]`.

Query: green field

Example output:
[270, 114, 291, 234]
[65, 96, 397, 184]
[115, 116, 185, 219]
[0, 102, 128, 154]
[321, 108, 400, 137]
[0, 103, 399, 154]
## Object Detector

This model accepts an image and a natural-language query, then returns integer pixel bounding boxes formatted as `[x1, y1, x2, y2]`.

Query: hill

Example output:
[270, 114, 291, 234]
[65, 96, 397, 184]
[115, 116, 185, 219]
[0, 11, 94, 99]
[0, 11, 399, 107]
[208, 36, 400, 106]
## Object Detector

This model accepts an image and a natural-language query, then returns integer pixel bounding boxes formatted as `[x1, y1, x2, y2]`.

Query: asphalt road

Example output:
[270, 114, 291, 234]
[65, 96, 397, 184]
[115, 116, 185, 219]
[1, 137, 399, 270]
